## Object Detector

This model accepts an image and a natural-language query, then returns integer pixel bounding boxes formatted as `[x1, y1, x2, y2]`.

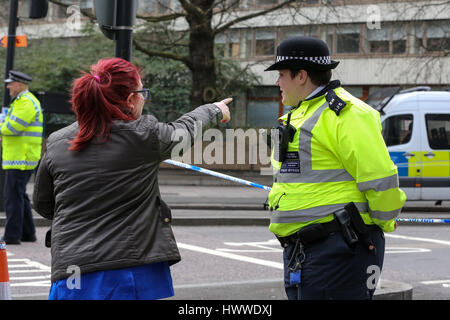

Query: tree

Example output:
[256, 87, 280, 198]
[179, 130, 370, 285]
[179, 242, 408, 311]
[49, 0, 296, 107]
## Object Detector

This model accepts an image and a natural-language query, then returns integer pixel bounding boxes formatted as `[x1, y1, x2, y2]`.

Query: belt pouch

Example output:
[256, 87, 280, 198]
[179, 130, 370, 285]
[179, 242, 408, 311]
[297, 223, 329, 245]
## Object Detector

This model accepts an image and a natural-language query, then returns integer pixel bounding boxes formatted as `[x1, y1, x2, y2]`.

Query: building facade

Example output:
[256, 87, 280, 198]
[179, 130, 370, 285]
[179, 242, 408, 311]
[1, 0, 449, 129]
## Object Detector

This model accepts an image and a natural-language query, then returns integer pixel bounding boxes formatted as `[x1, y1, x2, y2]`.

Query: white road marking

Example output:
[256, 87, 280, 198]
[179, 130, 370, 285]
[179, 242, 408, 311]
[385, 234, 450, 246]
[420, 279, 450, 289]
[421, 279, 450, 285]
[217, 239, 430, 255]
[9, 269, 50, 274]
[217, 239, 282, 253]
[177, 242, 283, 269]
[385, 247, 431, 254]
[11, 292, 49, 299]
[6, 256, 51, 288]
[12, 281, 51, 287]
[10, 275, 51, 281]
[174, 278, 281, 289]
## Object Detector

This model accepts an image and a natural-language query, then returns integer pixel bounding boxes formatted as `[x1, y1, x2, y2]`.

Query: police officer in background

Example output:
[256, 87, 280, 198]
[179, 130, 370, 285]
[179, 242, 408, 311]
[1, 71, 43, 245]
[265, 37, 406, 300]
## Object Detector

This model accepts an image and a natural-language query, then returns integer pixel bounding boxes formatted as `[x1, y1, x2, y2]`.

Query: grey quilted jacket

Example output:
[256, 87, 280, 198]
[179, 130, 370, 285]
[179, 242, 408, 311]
[32, 104, 222, 283]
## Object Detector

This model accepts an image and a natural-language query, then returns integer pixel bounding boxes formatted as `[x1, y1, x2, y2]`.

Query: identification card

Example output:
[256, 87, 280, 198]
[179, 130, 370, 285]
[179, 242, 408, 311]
[280, 152, 300, 173]
[289, 270, 301, 285]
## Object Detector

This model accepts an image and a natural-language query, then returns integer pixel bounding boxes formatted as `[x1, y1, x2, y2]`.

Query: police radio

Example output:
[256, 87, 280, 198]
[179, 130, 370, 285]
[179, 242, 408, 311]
[278, 112, 296, 163]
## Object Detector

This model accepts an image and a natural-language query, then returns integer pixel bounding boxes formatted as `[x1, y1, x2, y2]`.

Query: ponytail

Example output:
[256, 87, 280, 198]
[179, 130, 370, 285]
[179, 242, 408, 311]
[69, 58, 140, 151]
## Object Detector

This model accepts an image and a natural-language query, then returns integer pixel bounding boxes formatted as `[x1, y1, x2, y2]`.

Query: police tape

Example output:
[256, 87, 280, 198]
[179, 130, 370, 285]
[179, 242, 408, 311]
[395, 218, 450, 224]
[163, 160, 450, 224]
[163, 159, 272, 191]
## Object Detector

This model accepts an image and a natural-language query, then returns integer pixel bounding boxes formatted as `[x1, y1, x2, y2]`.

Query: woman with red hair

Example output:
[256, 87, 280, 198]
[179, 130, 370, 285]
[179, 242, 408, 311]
[32, 57, 231, 300]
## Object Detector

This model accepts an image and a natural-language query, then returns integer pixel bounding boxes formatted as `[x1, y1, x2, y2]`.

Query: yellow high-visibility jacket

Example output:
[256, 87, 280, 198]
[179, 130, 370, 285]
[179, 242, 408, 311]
[0, 91, 43, 170]
[269, 83, 406, 237]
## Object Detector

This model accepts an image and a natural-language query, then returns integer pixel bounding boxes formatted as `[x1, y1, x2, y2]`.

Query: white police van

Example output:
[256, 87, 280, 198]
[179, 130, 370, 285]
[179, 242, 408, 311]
[377, 87, 450, 201]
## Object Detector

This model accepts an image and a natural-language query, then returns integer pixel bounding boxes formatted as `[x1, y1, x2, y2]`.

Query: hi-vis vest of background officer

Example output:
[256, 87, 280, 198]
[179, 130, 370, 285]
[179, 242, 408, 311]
[264, 36, 406, 238]
[1, 90, 43, 170]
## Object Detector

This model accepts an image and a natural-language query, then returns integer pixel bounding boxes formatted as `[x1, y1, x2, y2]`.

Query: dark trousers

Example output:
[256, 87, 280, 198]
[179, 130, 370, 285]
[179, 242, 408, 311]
[3, 169, 35, 241]
[283, 225, 385, 300]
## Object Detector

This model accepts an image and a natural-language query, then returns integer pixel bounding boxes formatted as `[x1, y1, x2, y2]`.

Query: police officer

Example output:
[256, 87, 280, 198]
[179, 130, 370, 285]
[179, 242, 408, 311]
[265, 37, 406, 300]
[1, 70, 43, 245]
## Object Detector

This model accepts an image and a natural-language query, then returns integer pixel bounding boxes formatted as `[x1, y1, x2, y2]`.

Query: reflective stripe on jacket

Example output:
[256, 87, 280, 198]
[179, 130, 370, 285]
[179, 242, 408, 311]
[0, 91, 43, 170]
[269, 85, 406, 237]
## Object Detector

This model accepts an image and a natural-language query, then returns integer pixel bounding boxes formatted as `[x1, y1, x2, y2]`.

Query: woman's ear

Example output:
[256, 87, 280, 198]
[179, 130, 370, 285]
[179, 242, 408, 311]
[126, 92, 135, 108]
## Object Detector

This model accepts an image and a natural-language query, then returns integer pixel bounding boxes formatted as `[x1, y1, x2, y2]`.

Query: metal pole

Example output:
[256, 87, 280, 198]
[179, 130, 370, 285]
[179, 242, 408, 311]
[3, 0, 19, 108]
[114, 0, 135, 61]
[0, 0, 19, 212]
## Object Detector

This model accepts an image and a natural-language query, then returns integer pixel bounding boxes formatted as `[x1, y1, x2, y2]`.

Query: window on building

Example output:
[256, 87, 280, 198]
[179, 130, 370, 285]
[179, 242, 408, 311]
[59, 0, 92, 8]
[336, 24, 360, 54]
[254, 0, 279, 6]
[229, 30, 240, 58]
[139, 0, 156, 14]
[215, 29, 246, 59]
[320, 25, 334, 53]
[255, 29, 275, 56]
[240, 0, 252, 9]
[245, 29, 253, 57]
[79, 0, 93, 9]
[247, 86, 280, 128]
[215, 33, 226, 57]
[382, 114, 414, 146]
[170, 0, 182, 12]
[345, 87, 364, 100]
[425, 21, 450, 52]
[279, 26, 319, 44]
[157, 0, 170, 14]
[139, 0, 173, 14]
[18, 0, 31, 18]
[366, 25, 389, 53]
[392, 23, 407, 54]
[426, 114, 450, 149]
[409, 22, 424, 54]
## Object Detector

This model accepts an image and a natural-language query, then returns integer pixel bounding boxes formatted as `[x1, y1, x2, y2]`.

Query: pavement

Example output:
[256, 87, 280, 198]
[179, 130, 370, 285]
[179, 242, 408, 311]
[1, 168, 449, 300]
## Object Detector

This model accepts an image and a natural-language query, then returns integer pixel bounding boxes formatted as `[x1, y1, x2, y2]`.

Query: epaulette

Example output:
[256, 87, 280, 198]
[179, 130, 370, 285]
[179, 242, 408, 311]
[325, 90, 347, 116]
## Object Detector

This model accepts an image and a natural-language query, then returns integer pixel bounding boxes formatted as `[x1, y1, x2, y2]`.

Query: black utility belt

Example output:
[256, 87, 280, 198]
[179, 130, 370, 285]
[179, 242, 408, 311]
[277, 219, 340, 248]
[276, 202, 377, 254]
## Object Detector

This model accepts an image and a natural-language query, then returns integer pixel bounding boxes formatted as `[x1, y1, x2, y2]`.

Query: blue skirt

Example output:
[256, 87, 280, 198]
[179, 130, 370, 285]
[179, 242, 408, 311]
[48, 262, 174, 300]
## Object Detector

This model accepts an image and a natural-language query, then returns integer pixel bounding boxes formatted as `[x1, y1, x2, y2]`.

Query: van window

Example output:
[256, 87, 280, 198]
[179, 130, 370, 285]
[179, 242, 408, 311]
[382, 114, 413, 146]
[426, 114, 450, 149]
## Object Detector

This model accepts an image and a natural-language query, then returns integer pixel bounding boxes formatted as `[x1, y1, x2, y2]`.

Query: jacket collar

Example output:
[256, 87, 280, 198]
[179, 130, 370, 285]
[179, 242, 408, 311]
[279, 80, 342, 121]
[13, 90, 30, 101]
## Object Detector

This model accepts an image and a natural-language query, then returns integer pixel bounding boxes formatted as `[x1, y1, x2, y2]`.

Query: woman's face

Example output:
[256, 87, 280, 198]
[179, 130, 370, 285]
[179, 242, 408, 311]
[130, 79, 145, 119]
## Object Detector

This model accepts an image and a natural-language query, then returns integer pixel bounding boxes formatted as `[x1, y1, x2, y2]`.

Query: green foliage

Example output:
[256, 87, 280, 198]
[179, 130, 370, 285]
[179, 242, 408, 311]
[0, 24, 260, 124]
[1, 27, 115, 97]
[216, 58, 261, 101]
[135, 55, 192, 122]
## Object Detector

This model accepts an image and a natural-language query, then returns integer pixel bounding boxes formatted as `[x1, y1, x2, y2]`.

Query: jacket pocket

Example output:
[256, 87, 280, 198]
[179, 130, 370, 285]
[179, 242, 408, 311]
[155, 196, 180, 266]
[158, 197, 172, 224]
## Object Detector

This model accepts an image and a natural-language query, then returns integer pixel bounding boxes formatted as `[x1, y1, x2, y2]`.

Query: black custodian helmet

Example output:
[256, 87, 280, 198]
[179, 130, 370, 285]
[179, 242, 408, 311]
[265, 36, 339, 71]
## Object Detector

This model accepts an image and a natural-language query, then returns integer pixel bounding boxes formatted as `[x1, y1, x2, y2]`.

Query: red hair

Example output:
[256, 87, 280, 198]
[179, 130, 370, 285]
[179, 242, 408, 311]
[69, 58, 140, 151]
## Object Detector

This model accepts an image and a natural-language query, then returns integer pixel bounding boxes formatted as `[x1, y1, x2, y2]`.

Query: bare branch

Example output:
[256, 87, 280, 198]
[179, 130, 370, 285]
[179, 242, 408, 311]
[213, 0, 296, 35]
[132, 38, 191, 69]
[136, 12, 186, 23]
